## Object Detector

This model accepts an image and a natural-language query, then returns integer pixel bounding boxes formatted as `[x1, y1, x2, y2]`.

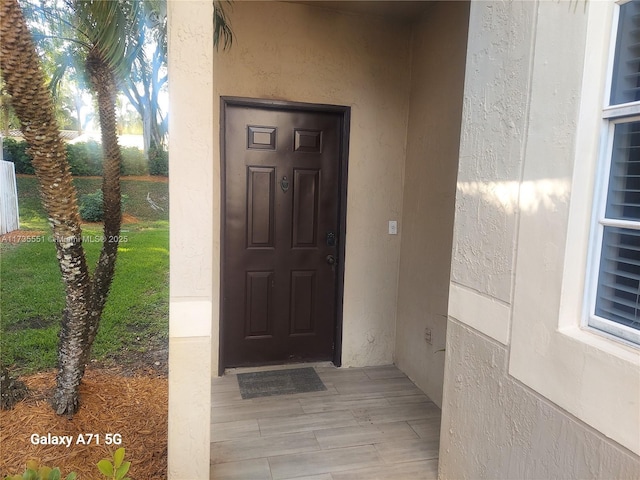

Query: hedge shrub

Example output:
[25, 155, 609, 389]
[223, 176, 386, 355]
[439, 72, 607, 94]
[120, 146, 148, 176]
[66, 141, 103, 176]
[79, 189, 127, 222]
[1, 138, 33, 174]
[2, 139, 152, 177]
[148, 145, 168, 176]
[79, 190, 104, 222]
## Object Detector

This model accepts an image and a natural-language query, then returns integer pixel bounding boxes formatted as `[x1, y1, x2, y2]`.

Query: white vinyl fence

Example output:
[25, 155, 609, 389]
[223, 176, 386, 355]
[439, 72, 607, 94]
[0, 159, 20, 235]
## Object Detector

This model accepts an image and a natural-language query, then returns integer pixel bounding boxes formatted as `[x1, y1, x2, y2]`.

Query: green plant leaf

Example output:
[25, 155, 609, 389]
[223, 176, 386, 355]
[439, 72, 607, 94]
[114, 462, 130, 480]
[38, 467, 52, 479]
[23, 470, 37, 480]
[49, 469, 60, 480]
[64, 473, 77, 480]
[96, 459, 114, 477]
[113, 447, 126, 469]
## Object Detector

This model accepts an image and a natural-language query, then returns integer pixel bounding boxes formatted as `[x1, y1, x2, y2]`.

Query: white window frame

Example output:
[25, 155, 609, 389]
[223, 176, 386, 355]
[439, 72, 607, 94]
[585, 0, 640, 347]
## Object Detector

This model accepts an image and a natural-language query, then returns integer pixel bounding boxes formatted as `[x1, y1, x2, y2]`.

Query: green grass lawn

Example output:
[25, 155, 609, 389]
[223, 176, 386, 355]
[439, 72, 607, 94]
[16, 175, 169, 231]
[0, 176, 169, 374]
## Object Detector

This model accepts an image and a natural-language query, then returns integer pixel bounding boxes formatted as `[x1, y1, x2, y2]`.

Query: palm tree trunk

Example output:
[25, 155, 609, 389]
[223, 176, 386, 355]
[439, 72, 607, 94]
[85, 49, 122, 345]
[0, 0, 93, 415]
[54, 51, 124, 414]
[1, 0, 125, 416]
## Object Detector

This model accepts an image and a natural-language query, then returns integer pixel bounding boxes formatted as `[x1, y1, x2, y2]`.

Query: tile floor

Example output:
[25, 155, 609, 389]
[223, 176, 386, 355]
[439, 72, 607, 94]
[210, 365, 441, 480]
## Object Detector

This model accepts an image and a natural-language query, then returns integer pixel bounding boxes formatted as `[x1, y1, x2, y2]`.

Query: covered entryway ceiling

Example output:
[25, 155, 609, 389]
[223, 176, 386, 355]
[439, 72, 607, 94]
[294, 1, 433, 20]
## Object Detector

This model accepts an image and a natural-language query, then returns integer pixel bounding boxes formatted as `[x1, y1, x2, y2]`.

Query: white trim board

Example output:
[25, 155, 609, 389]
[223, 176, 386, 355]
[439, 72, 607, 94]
[447, 282, 511, 345]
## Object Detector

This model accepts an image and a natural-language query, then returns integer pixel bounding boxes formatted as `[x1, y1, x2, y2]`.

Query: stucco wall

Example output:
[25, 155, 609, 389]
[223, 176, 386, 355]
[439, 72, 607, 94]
[395, 1, 469, 409]
[450, 0, 535, 307]
[212, 1, 413, 369]
[167, 1, 215, 477]
[440, 320, 640, 479]
[441, 0, 640, 477]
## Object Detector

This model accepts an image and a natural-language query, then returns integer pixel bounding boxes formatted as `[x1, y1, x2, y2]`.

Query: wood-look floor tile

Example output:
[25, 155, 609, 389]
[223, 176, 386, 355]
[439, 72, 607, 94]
[210, 366, 442, 480]
[210, 458, 272, 480]
[374, 438, 439, 464]
[334, 377, 422, 397]
[314, 421, 418, 449]
[212, 398, 304, 423]
[385, 394, 432, 406]
[269, 445, 382, 479]
[299, 395, 389, 414]
[259, 410, 358, 437]
[315, 367, 371, 384]
[211, 419, 260, 442]
[330, 459, 438, 480]
[408, 417, 441, 440]
[285, 475, 333, 480]
[212, 376, 241, 392]
[362, 365, 407, 380]
[211, 432, 320, 464]
[212, 390, 244, 407]
[354, 402, 440, 425]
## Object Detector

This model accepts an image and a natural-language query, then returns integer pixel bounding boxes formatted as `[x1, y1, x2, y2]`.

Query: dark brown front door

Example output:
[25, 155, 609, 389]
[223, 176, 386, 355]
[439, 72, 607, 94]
[221, 99, 348, 368]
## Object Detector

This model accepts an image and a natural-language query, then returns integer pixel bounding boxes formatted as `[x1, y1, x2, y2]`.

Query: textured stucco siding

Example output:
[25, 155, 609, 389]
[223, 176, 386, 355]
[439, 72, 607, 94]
[451, 0, 536, 303]
[395, 1, 469, 409]
[440, 321, 640, 479]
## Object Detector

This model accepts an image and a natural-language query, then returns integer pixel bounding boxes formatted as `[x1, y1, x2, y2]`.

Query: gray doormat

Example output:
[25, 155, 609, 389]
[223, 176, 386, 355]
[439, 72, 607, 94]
[237, 367, 327, 399]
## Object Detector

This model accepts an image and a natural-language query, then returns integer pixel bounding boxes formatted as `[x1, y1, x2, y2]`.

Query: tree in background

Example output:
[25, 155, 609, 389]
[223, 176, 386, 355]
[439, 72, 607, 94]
[122, 0, 167, 154]
[123, 0, 232, 156]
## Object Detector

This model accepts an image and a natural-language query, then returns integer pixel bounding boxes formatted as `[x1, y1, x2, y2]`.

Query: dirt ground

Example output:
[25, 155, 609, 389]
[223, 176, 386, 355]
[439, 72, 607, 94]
[0, 367, 168, 479]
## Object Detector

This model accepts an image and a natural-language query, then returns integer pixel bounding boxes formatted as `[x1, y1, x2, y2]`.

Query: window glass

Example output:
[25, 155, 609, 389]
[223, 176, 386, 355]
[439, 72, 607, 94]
[591, 1, 640, 343]
[595, 226, 640, 331]
[605, 121, 640, 221]
[610, 0, 640, 105]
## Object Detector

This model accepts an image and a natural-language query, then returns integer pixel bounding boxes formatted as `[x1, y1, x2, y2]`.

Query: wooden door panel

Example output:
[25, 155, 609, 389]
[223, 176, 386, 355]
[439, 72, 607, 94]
[248, 126, 277, 150]
[294, 129, 322, 152]
[223, 102, 345, 367]
[244, 271, 274, 338]
[247, 167, 275, 248]
[290, 270, 316, 335]
[292, 169, 320, 248]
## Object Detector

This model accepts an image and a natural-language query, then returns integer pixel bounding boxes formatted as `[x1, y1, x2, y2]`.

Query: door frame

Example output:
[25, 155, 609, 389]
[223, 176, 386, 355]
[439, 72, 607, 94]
[219, 96, 351, 374]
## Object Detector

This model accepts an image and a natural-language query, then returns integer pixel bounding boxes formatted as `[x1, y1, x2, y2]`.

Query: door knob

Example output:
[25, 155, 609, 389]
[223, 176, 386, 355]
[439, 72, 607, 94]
[326, 255, 336, 266]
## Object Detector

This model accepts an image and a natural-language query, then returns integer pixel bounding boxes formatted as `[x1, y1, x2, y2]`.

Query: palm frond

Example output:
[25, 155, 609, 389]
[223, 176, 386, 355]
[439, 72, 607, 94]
[214, 0, 233, 51]
[72, 0, 144, 81]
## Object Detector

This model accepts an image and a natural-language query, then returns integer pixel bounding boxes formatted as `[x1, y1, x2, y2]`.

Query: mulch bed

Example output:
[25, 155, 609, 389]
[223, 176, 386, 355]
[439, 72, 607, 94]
[0, 368, 167, 479]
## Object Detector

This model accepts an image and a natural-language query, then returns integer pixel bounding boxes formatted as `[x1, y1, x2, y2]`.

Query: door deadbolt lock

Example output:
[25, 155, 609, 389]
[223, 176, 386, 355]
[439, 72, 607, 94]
[326, 232, 336, 246]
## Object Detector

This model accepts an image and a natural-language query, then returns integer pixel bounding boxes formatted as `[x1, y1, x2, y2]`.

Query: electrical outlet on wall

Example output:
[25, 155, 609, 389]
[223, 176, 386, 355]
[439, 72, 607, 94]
[424, 327, 432, 345]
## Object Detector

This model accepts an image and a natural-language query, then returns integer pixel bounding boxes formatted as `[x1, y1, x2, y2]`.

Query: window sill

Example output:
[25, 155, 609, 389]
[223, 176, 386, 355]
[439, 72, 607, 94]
[558, 324, 640, 365]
